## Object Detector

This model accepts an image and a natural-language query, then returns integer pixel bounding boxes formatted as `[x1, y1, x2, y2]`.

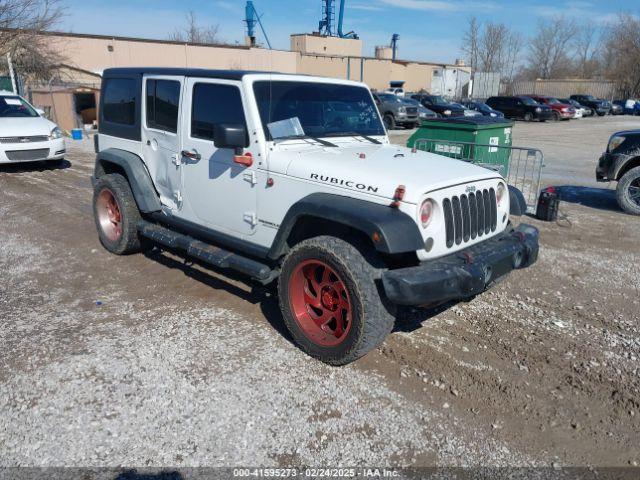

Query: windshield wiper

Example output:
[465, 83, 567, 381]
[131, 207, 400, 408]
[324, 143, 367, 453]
[274, 134, 337, 147]
[325, 132, 382, 144]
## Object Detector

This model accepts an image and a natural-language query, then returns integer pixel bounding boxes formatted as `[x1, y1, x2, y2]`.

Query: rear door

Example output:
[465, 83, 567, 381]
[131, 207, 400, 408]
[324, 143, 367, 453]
[141, 75, 184, 210]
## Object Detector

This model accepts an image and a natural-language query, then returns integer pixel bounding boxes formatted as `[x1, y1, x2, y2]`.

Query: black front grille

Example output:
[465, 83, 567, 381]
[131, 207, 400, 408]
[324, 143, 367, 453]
[5, 148, 50, 161]
[0, 136, 49, 144]
[406, 107, 418, 115]
[443, 188, 497, 248]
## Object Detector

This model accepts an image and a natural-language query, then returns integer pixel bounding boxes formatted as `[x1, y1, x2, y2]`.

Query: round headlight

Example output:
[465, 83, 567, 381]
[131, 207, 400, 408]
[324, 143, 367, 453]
[535, 107, 542, 113]
[420, 199, 434, 228]
[496, 183, 506, 206]
[444, 109, 452, 116]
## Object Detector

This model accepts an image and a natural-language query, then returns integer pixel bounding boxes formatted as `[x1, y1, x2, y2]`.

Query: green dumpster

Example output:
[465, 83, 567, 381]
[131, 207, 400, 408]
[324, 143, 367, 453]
[407, 117, 515, 176]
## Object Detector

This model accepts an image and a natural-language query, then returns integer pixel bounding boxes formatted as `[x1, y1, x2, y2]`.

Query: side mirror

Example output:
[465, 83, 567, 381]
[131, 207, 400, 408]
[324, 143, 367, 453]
[214, 124, 248, 151]
[35, 108, 45, 116]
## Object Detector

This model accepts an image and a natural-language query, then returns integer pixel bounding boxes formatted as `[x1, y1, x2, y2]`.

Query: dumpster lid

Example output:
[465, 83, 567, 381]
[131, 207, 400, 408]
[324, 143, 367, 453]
[420, 116, 512, 126]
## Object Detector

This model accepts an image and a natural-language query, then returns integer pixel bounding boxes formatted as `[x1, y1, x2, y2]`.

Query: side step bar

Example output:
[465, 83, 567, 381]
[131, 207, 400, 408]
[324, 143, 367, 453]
[137, 220, 275, 283]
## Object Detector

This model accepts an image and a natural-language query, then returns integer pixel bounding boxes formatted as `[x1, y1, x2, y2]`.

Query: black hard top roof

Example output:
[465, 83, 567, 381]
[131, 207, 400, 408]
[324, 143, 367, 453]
[103, 68, 285, 80]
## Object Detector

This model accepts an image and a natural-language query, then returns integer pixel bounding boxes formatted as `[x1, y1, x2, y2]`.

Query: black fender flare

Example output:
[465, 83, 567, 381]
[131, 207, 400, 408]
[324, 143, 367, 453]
[94, 149, 161, 213]
[267, 193, 424, 259]
[614, 155, 640, 181]
[508, 185, 527, 216]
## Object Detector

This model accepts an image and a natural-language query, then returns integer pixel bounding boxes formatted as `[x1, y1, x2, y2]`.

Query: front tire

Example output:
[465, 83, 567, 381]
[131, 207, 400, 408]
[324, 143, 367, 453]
[523, 112, 533, 122]
[93, 173, 144, 254]
[278, 236, 396, 365]
[616, 167, 640, 215]
[552, 111, 561, 122]
[383, 113, 396, 130]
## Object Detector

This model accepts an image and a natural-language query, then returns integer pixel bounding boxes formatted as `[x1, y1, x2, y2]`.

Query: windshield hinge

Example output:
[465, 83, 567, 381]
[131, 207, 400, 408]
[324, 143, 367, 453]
[243, 171, 257, 185]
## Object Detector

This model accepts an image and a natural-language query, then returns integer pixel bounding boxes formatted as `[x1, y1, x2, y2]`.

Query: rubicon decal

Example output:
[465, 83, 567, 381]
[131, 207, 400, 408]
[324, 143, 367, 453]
[310, 173, 379, 193]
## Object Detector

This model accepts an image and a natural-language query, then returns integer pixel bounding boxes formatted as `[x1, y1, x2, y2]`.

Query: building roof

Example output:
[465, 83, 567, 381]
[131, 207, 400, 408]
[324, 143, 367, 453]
[104, 67, 285, 80]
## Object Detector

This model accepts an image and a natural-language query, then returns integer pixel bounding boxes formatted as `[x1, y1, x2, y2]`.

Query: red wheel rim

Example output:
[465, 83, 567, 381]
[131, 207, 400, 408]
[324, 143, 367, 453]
[96, 188, 123, 242]
[288, 259, 353, 347]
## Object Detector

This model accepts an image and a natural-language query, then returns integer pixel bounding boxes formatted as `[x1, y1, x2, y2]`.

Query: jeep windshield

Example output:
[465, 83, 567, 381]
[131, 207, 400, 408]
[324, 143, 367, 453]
[253, 81, 385, 140]
[0, 96, 38, 118]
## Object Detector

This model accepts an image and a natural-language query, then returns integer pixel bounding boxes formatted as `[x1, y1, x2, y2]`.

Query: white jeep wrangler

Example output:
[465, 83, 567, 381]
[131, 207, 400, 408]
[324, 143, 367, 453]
[92, 68, 539, 365]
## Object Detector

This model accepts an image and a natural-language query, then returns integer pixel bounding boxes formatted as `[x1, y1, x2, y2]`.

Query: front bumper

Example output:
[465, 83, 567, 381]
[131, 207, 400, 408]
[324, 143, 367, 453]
[535, 111, 554, 120]
[0, 138, 65, 164]
[382, 224, 539, 306]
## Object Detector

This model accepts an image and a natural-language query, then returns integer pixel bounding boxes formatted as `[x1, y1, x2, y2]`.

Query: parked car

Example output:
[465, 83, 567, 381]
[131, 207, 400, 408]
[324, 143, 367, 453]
[0, 90, 66, 165]
[613, 99, 640, 115]
[460, 100, 505, 118]
[527, 95, 575, 121]
[559, 98, 593, 117]
[450, 102, 483, 117]
[403, 97, 438, 121]
[92, 67, 539, 365]
[384, 87, 405, 97]
[596, 129, 640, 215]
[610, 102, 624, 115]
[570, 94, 611, 116]
[373, 93, 420, 129]
[411, 94, 466, 117]
[485, 96, 553, 122]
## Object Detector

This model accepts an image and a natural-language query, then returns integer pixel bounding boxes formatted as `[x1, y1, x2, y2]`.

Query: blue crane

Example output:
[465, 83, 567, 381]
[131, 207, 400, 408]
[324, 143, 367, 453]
[244, 1, 272, 49]
[318, 0, 358, 38]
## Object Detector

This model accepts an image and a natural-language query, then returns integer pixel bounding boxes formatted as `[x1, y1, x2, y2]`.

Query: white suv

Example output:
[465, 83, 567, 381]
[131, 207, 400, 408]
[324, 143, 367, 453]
[91, 68, 539, 365]
[0, 90, 65, 164]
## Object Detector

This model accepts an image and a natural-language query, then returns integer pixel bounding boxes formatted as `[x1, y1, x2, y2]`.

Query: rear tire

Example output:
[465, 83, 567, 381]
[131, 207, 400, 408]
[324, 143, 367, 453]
[616, 167, 640, 216]
[93, 173, 144, 254]
[278, 235, 396, 365]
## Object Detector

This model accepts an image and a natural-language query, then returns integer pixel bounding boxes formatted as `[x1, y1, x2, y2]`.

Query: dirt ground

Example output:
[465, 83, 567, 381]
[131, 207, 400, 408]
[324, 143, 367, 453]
[1, 116, 639, 468]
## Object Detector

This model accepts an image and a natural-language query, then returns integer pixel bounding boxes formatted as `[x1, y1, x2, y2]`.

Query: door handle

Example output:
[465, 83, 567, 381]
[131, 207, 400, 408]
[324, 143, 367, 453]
[181, 149, 201, 161]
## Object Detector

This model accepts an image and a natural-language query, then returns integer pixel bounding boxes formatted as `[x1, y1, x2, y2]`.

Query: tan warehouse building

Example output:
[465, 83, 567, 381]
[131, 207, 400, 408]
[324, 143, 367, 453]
[24, 30, 470, 131]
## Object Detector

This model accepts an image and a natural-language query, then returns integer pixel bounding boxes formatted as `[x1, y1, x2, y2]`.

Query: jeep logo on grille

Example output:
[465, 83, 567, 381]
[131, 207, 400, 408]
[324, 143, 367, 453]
[20, 137, 30, 143]
[465, 185, 476, 193]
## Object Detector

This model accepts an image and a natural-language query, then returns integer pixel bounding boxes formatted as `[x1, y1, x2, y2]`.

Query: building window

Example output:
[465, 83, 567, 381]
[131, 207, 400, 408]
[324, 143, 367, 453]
[102, 78, 136, 125]
[146, 79, 180, 133]
[191, 83, 247, 143]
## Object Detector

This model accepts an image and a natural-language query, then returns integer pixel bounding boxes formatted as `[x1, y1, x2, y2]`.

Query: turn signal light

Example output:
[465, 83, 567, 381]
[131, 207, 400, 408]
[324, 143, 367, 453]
[391, 184, 406, 208]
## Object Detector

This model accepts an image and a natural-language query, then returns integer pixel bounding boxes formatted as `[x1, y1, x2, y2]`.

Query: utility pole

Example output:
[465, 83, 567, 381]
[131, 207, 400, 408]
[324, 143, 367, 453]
[6, 53, 18, 94]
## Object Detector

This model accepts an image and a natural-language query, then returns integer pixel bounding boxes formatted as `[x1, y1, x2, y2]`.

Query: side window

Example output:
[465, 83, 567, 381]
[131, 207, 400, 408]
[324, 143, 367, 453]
[103, 78, 136, 125]
[191, 83, 247, 142]
[146, 79, 180, 133]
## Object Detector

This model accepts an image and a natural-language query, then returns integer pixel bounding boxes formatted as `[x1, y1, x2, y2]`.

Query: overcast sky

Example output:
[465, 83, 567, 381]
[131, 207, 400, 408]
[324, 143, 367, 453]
[59, 0, 639, 63]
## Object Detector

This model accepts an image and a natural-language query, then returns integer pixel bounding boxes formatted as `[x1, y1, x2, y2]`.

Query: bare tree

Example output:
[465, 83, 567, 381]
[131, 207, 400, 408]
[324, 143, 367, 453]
[462, 17, 522, 82]
[574, 23, 601, 78]
[602, 14, 640, 98]
[169, 11, 221, 44]
[461, 16, 480, 71]
[526, 16, 579, 79]
[0, 0, 65, 83]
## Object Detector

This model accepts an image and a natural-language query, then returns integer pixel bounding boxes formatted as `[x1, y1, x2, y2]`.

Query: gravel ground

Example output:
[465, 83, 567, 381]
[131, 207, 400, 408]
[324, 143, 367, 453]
[1, 116, 639, 468]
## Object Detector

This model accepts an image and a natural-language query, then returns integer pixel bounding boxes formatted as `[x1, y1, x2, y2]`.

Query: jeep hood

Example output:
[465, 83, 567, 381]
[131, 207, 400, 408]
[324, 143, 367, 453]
[273, 142, 500, 204]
